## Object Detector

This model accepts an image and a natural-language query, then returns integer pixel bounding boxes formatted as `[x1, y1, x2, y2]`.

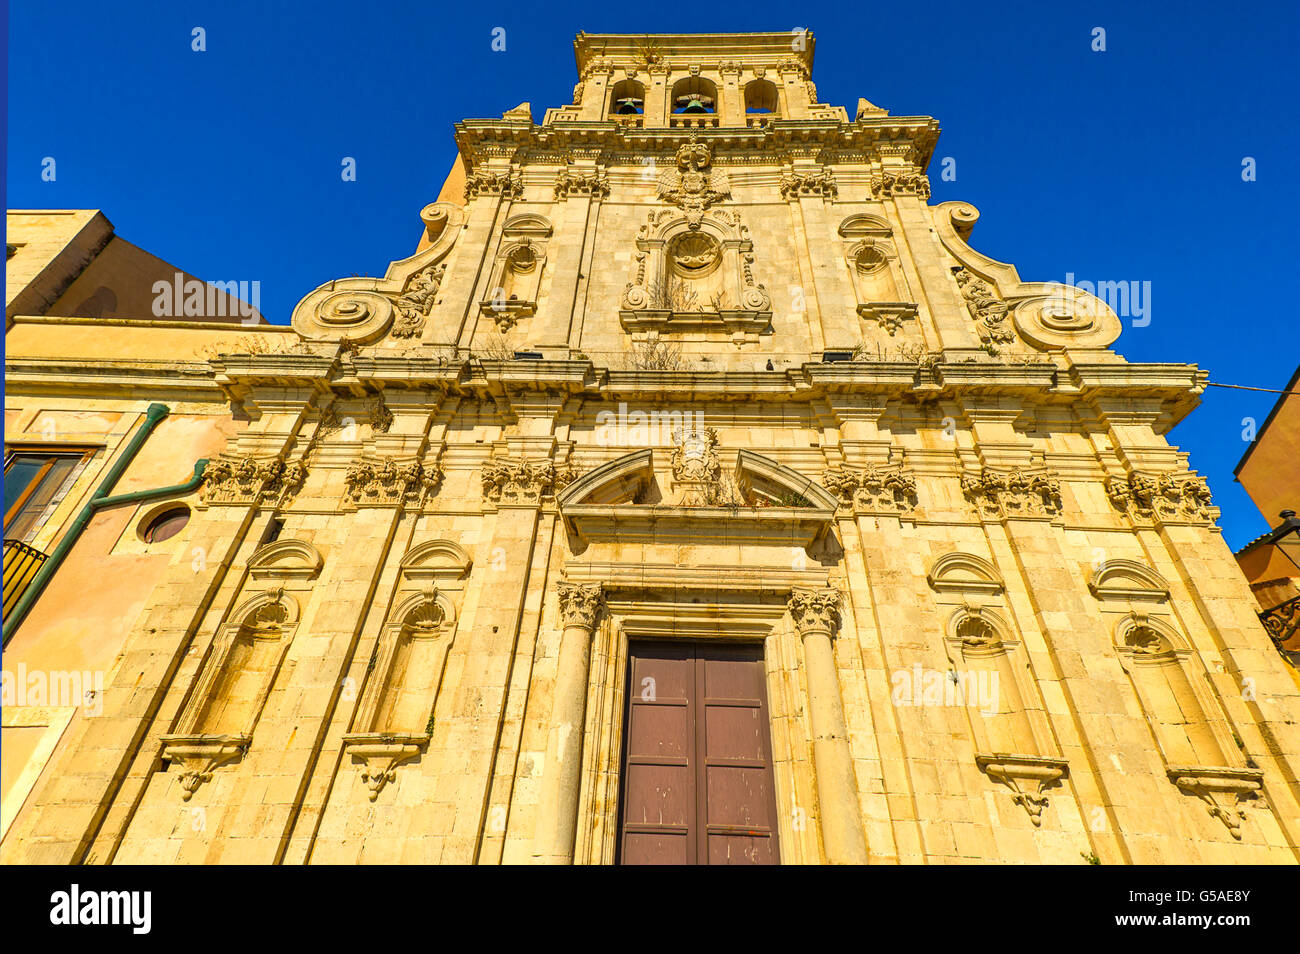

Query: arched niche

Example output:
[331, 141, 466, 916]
[400, 539, 473, 584]
[556, 450, 654, 507]
[1089, 559, 1171, 602]
[480, 215, 553, 330]
[927, 552, 1005, 598]
[609, 78, 645, 115]
[744, 78, 779, 114]
[247, 539, 324, 582]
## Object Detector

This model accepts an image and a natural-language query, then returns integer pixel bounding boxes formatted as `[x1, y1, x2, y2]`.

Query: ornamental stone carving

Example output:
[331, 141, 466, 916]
[670, 426, 721, 484]
[465, 170, 524, 200]
[343, 457, 443, 508]
[481, 457, 576, 505]
[657, 137, 730, 229]
[202, 455, 307, 506]
[1106, 470, 1214, 524]
[556, 581, 604, 630]
[871, 168, 931, 199]
[553, 169, 610, 200]
[780, 169, 838, 200]
[961, 466, 1061, 519]
[320, 396, 393, 436]
[953, 267, 1015, 345]
[788, 587, 842, 637]
[391, 262, 446, 338]
[822, 462, 918, 513]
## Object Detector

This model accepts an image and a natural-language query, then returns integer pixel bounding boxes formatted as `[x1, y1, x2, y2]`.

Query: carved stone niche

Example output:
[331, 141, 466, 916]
[342, 541, 469, 800]
[838, 214, 919, 337]
[480, 214, 551, 332]
[931, 569, 1069, 826]
[1111, 613, 1264, 840]
[621, 196, 771, 342]
[160, 541, 321, 800]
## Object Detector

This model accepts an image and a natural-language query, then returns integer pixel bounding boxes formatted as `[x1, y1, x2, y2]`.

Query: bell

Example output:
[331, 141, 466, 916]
[681, 96, 708, 115]
[615, 98, 642, 115]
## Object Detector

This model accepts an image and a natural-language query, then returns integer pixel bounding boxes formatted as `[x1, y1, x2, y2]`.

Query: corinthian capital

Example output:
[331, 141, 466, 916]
[556, 581, 604, 630]
[788, 587, 842, 637]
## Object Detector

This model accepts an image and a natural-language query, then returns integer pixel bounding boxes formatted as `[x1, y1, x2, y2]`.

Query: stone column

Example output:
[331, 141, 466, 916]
[533, 580, 603, 864]
[789, 587, 869, 864]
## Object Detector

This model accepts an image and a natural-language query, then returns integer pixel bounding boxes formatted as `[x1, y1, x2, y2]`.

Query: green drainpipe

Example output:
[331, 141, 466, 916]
[3, 402, 210, 645]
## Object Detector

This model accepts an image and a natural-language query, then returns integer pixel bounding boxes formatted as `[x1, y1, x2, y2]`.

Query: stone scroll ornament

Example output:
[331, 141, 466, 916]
[289, 202, 464, 345]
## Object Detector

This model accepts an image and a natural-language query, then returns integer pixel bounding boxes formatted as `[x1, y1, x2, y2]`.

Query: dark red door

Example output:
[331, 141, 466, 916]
[618, 641, 780, 865]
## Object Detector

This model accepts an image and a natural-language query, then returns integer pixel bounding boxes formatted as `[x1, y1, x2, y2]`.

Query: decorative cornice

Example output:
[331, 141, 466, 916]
[343, 456, 443, 509]
[871, 168, 930, 199]
[788, 587, 842, 637]
[553, 169, 610, 200]
[961, 465, 1061, 519]
[1105, 470, 1215, 525]
[481, 456, 576, 505]
[465, 170, 524, 199]
[822, 462, 917, 514]
[201, 455, 307, 507]
[779, 169, 837, 200]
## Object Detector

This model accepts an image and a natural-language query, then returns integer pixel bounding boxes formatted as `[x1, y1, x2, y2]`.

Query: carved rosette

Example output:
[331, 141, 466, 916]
[343, 457, 443, 509]
[556, 581, 604, 631]
[788, 587, 843, 638]
[953, 267, 1015, 345]
[391, 262, 446, 339]
[481, 457, 575, 506]
[871, 168, 931, 199]
[553, 169, 610, 200]
[822, 463, 918, 514]
[201, 455, 307, 507]
[1105, 471, 1215, 525]
[779, 170, 838, 200]
[465, 170, 523, 200]
[961, 466, 1062, 519]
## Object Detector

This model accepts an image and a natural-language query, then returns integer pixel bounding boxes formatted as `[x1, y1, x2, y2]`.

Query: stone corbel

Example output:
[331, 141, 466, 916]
[856, 302, 919, 336]
[976, 753, 1069, 826]
[1167, 766, 1263, 840]
[160, 734, 251, 801]
[342, 733, 430, 801]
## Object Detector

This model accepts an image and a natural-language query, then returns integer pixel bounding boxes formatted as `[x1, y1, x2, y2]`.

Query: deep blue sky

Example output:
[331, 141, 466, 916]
[7, 0, 1297, 550]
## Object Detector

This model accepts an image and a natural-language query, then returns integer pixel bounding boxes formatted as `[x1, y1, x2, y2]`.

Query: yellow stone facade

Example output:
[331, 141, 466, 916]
[3, 31, 1298, 865]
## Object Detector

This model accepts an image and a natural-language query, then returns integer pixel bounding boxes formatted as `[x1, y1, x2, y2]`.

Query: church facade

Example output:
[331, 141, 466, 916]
[3, 31, 1298, 864]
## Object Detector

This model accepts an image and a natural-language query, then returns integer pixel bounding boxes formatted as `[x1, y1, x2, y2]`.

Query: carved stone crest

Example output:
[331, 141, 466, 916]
[657, 137, 730, 229]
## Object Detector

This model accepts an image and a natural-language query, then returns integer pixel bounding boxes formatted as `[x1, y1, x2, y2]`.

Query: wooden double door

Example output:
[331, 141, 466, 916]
[617, 641, 780, 865]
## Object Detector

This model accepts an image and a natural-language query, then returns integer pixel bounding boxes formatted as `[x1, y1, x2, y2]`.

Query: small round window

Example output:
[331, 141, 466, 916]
[142, 506, 190, 543]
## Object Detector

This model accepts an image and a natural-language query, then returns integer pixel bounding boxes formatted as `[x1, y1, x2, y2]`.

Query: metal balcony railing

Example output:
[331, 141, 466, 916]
[1261, 594, 1300, 666]
[3, 538, 48, 620]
